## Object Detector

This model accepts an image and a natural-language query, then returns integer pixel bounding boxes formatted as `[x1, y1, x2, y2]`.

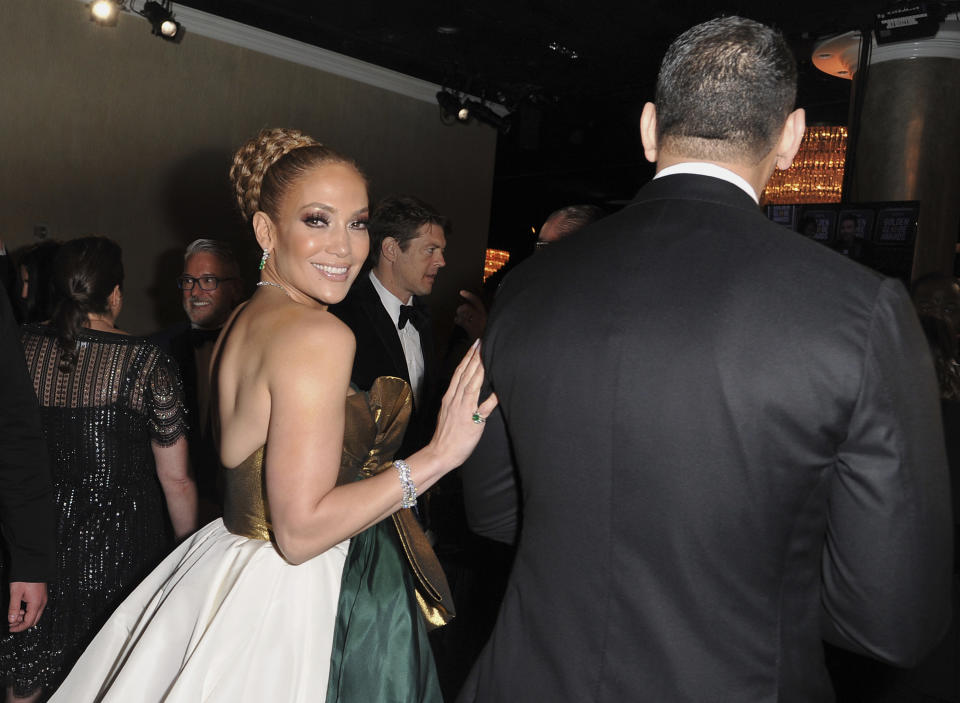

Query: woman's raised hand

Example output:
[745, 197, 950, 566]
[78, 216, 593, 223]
[428, 340, 498, 471]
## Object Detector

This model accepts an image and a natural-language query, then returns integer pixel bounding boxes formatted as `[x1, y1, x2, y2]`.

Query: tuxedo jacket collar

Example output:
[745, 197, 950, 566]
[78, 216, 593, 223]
[630, 173, 761, 217]
[350, 273, 435, 388]
[352, 274, 408, 381]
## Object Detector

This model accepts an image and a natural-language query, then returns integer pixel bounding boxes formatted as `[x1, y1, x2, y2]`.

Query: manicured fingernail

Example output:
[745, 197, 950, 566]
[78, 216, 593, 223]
[471, 338, 480, 349]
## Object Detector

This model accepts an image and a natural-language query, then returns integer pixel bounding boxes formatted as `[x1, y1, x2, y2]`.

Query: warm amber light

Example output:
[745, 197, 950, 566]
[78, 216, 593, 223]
[483, 249, 510, 283]
[761, 126, 847, 205]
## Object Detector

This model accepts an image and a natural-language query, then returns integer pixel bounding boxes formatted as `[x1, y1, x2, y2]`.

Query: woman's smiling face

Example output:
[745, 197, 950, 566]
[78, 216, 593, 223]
[265, 161, 370, 308]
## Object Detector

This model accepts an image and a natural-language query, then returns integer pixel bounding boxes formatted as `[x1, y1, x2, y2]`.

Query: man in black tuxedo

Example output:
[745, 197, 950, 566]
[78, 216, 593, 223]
[151, 239, 243, 516]
[458, 16, 953, 702]
[330, 195, 447, 457]
[0, 286, 55, 634]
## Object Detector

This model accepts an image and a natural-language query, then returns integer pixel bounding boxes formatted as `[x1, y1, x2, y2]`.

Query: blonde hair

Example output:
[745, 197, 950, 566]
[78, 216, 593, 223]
[229, 128, 363, 222]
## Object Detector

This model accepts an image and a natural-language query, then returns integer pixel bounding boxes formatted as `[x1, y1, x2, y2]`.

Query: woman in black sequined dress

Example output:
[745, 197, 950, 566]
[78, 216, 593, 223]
[0, 237, 198, 702]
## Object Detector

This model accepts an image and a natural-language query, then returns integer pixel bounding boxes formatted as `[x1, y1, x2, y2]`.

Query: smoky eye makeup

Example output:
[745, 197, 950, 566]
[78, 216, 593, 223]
[302, 212, 331, 227]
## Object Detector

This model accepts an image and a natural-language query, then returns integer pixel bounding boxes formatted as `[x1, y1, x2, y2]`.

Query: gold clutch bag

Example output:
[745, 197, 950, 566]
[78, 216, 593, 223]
[352, 377, 456, 630]
[391, 507, 456, 630]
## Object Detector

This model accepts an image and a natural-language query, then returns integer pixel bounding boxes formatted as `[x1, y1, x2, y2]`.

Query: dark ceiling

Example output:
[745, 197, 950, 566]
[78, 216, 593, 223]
[174, 0, 885, 249]
[176, 0, 880, 106]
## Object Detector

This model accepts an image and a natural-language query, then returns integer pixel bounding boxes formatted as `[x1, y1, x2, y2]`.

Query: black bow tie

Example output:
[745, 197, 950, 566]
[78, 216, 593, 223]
[189, 328, 220, 348]
[398, 304, 427, 332]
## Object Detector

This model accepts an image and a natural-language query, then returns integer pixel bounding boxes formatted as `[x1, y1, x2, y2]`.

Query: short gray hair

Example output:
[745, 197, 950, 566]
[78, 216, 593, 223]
[545, 204, 606, 238]
[184, 239, 240, 277]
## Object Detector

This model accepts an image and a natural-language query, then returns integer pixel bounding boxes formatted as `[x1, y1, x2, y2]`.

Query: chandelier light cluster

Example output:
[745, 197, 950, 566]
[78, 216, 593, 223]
[761, 126, 848, 205]
[89, 0, 184, 42]
[483, 249, 510, 283]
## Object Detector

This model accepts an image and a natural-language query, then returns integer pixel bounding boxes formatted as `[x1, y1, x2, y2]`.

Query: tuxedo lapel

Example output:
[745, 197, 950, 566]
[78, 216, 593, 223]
[355, 276, 410, 383]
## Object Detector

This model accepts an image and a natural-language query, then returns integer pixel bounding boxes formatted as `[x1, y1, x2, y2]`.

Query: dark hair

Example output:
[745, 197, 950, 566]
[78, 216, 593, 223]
[229, 128, 366, 223]
[50, 236, 124, 372]
[655, 16, 797, 163]
[367, 195, 449, 267]
[16, 239, 61, 323]
[544, 204, 606, 239]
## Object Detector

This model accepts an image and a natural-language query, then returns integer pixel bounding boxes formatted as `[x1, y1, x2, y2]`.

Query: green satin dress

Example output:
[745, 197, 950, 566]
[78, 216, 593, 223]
[324, 376, 443, 702]
[222, 376, 444, 702]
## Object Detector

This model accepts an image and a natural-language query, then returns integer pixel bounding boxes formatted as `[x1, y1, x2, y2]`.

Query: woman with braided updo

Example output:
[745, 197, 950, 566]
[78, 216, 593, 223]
[52, 129, 496, 702]
[0, 236, 197, 703]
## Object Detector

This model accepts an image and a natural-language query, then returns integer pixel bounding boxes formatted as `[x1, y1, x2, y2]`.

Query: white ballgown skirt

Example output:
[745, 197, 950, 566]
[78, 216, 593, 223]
[50, 519, 348, 702]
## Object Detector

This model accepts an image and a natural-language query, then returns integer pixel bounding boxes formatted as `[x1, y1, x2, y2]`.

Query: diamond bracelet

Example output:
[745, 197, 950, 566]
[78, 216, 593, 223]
[393, 459, 417, 509]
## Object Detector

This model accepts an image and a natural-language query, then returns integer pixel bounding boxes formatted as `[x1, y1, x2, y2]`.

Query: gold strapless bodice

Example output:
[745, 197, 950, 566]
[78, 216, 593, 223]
[222, 377, 412, 541]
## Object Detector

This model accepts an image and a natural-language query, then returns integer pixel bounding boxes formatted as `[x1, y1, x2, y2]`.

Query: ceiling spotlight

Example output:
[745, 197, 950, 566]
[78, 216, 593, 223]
[436, 90, 464, 121]
[462, 100, 511, 133]
[140, 0, 183, 42]
[90, 0, 122, 26]
[457, 106, 471, 121]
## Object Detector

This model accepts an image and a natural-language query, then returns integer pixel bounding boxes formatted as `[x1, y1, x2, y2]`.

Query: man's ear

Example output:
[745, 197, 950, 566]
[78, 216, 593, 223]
[252, 211, 275, 253]
[381, 237, 399, 264]
[640, 102, 659, 165]
[774, 108, 806, 171]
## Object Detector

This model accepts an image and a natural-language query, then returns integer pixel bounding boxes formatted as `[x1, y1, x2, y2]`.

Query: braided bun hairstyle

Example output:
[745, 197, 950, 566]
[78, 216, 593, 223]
[50, 236, 124, 372]
[229, 128, 364, 223]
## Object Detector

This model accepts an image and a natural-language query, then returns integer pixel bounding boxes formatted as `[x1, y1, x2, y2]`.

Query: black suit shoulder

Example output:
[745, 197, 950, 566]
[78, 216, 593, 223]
[329, 274, 408, 390]
[149, 321, 191, 358]
[0, 288, 55, 582]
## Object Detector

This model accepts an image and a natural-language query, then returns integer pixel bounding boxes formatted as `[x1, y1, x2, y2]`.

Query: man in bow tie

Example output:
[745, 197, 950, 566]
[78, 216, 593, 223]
[330, 194, 447, 459]
[151, 239, 243, 518]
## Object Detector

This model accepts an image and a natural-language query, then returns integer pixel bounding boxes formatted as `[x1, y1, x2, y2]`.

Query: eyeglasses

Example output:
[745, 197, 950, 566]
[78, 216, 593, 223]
[177, 275, 237, 291]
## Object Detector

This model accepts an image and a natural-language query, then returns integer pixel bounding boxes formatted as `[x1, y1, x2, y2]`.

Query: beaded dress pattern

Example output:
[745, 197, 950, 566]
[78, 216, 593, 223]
[0, 324, 187, 696]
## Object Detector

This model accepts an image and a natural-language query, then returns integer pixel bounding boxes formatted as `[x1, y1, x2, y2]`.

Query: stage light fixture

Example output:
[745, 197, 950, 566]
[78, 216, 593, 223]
[89, 0, 122, 26]
[461, 100, 511, 133]
[436, 90, 463, 119]
[140, 0, 183, 42]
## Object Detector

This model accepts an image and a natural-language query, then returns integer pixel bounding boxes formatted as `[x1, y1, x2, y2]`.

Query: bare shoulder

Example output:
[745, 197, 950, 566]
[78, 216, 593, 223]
[262, 306, 356, 378]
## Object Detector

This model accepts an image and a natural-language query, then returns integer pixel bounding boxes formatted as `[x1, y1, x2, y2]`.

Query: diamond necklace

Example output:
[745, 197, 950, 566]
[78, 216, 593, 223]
[256, 280, 287, 293]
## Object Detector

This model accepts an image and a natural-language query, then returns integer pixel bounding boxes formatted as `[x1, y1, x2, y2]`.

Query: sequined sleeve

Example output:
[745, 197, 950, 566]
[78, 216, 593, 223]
[146, 352, 189, 447]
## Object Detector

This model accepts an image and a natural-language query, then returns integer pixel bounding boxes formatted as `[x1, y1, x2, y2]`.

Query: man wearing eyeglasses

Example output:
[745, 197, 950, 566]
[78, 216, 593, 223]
[151, 239, 243, 518]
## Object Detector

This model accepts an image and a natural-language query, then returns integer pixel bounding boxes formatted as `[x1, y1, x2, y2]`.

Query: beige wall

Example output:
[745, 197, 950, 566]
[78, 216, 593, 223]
[0, 0, 496, 336]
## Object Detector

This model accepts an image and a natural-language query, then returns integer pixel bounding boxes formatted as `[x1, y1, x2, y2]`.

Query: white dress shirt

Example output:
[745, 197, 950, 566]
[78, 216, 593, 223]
[369, 270, 425, 406]
[654, 162, 759, 203]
